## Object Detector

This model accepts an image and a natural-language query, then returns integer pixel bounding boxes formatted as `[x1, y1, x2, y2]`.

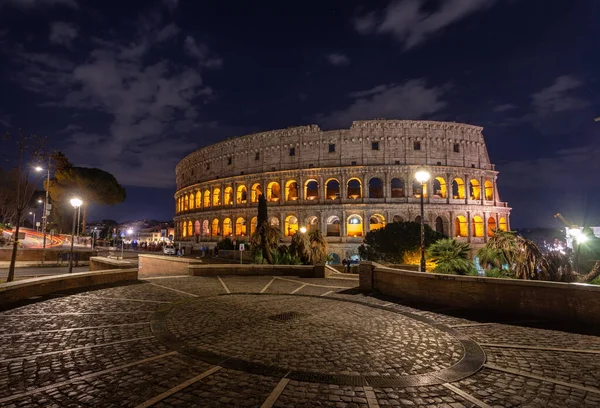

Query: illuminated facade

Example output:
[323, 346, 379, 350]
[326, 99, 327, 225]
[174, 120, 511, 258]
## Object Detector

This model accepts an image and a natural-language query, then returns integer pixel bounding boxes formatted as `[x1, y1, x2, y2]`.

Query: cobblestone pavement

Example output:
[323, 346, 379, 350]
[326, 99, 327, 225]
[1, 275, 599, 407]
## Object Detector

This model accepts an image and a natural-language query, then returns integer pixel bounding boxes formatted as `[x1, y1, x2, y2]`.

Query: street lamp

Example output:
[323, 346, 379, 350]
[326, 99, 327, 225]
[29, 212, 35, 230]
[34, 162, 51, 265]
[415, 169, 431, 272]
[299, 227, 307, 234]
[68, 197, 83, 274]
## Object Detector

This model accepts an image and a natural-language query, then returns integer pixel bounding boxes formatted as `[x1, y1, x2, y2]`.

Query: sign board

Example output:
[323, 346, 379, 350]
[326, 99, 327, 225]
[239, 244, 245, 251]
[161, 229, 167, 237]
[36, 222, 40, 227]
[120, 231, 126, 238]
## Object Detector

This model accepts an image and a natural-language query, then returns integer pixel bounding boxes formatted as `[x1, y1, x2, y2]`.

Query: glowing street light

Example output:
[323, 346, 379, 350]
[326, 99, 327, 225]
[34, 163, 51, 265]
[29, 211, 35, 231]
[415, 169, 431, 272]
[68, 197, 83, 274]
[299, 227, 307, 234]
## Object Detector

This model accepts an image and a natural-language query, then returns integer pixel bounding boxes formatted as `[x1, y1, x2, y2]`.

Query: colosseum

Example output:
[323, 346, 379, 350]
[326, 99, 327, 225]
[174, 120, 511, 261]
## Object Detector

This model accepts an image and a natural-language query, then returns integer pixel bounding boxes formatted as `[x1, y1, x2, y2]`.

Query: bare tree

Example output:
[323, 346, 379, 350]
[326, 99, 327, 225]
[2, 130, 46, 282]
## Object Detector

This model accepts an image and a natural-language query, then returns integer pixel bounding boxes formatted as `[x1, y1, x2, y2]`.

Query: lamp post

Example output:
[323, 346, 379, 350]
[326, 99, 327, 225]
[29, 212, 35, 230]
[68, 197, 83, 274]
[415, 169, 431, 272]
[34, 162, 50, 265]
[299, 227, 307, 234]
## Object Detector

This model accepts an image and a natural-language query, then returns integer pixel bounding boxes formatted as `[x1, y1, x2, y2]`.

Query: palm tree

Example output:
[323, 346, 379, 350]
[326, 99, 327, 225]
[483, 230, 548, 280]
[543, 251, 576, 283]
[290, 232, 310, 264]
[426, 238, 475, 275]
[309, 230, 328, 265]
[250, 222, 281, 264]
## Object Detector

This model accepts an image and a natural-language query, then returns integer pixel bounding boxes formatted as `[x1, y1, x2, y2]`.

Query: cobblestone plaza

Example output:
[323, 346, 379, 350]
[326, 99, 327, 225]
[1, 275, 600, 407]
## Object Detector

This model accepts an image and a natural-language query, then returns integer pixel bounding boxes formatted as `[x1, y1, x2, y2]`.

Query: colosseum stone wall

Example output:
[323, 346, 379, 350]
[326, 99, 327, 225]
[174, 120, 511, 260]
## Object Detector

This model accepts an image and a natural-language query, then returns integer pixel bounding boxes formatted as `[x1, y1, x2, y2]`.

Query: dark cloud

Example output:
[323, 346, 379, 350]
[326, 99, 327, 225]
[49, 21, 78, 47]
[327, 53, 350, 66]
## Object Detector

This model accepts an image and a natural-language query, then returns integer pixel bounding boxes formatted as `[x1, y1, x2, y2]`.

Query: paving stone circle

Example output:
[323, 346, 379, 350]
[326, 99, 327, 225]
[152, 293, 485, 386]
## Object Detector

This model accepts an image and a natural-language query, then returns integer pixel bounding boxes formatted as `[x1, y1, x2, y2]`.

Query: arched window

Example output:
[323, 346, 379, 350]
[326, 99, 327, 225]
[470, 179, 481, 200]
[307, 216, 319, 233]
[194, 220, 201, 235]
[202, 220, 209, 236]
[203, 190, 211, 208]
[369, 214, 385, 231]
[187, 221, 193, 237]
[285, 180, 299, 201]
[237, 185, 247, 204]
[412, 180, 427, 198]
[368, 178, 383, 198]
[472, 216, 484, 237]
[284, 215, 298, 237]
[224, 187, 233, 206]
[393, 215, 404, 223]
[251, 183, 263, 203]
[305, 180, 319, 200]
[212, 188, 221, 206]
[182, 221, 187, 237]
[269, 216, 280, 229]
[267, 182, 281, 201]
[415, 215, 422, 224]
[223, 218, 233, 236]
[189, 193, 195, 210]
[211, 219, 220, 236]
[347, 178, 362, 199]
[435, 216, 444, 234]
[250, 216, 257, 235]
[346, 215, 363, 237]
[455, 216, 467, 237]
[488, 217, 496, 237]
[452, 178, 466, 199]
[391, 178, 405, 198]
[236, 218, 246, 236]
[499, 217, 508, 231]
[484, 180, 493, 200]
[184, 195, 189, 211]
[433, 177, 447, 198]
[325, 179, 340, 200]
[326, 215, 340, 237]
[195, 192, 201, 208]
[176, 197, 180, 213]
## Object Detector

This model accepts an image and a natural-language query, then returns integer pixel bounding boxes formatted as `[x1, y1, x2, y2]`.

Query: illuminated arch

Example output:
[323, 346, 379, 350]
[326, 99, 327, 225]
[326, 215, 340, 237]
[393, 215, 404, 223]
[499, 217, 508, 231]
[433, 177, 447, 198]
[346, 215, 363, 237]
[187, 221, 193, 237]
[369, 214, 385, 231]
[176, 197, 180, 213]
[202, 220, 209, 236]
[469, 179, 481, 200]
[182, 221, 187, 237]
[304, 179, 319, 200]
[194, 220, 200, 235]
[235, 217, 246, 236]
[455, 216, 467, 237]
[212, 187, 221, 207]
[211, 219, 220, 236]
[195, 192, 201, 208]
[484, 180, 493, 200]
[251, 183, 263, 203]
[391, 178, 405, 198]
[325, 178, 340, 200]
[250, 216, 257, 235]
[203, 190, 211, 208]
[285, 180, 299, 201]
[267, 181, 281, 201]
[184, 195, 189, 211]
[224, 186, 233, 206]
[472, 215, 484, 237]
[284, 215, 299, 237]
[368, 177, 384, 198]
[487, 217, 497, 237]
[347, 178, 362, 199]
[269, 216, 280, 229]
[236, 185, 247, 204]
[452, 178, 465, 199]
[189, 193, 195, 210]
[412, 180, 427, 198]
[223, 218, 233, 236]
[307, 216, 319, 233]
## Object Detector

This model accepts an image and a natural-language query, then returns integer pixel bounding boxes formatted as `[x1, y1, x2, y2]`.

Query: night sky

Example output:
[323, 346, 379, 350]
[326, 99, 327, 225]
[1, 0, 598, 228]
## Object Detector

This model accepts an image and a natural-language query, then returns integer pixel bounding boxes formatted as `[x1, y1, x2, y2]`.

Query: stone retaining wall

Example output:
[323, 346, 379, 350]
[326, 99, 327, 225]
[189, 264, 325, 278]
[0, 248, 96, 262]
[90, 256, 137, 271]
[0, 269, 138, 306]
[359, 262, 600, 325]
[137, 254, 203, 277]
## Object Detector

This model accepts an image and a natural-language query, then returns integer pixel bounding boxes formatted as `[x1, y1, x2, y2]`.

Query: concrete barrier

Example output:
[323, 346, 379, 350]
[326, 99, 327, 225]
[0, 269, 138, 306]
[137, 254, 203, 277]
[90, 256, 137, 271]
[0, 248, 96, 263]
[189, 264, 322, 277]
[359, 261, 600, 325]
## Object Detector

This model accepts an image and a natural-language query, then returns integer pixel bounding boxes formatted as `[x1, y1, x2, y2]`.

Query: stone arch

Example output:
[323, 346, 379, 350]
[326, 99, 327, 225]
[499, 217, 508, 231]
[236, 217, 246, 236]
[224, 186, 233, 205]
[212, 187, 221, 206]
[285, 180, 299, 201]
[435, 216, 444, 234]
[452, 178, 465, 199]
[412, 180, 427, 198]
[250, 216, 257, 235]
[347, 178, 362, 199]
[415, 215, 422, 224]
[484, 180, 494, 200]
[189, 193, 195, 210]
[251, 183, 263, 203]
[369, 214, 385, 231]
[203, 190, 211, 207]
[269, 216, 280, 229]
[267, 181, 281, 201]
[368, 177, 384, 198]
[346, 214, 363, 237]
[223, 218, 233, 236]
[304, 179, 319, 200]
[469, 179, 481, 200]
[472, 215, 484, 237]
[184, 195, 189, 211]
[393, 215, 404, 223]
[237, 185, 247, 204]
[326, 215, 341, 237]
[187, 220, 193, 237]
[433, 177, 447, 198]
[306, 215, 319, 233]
[284, 215, 298, 237]
[202, 220, 209, 236]
[182, 220, 187, 237]
[455, 215, 467, 237]
[195, 192, 201, 208]
[391, 178, 405, 198]
[194, 220, 201, 235]
[487, 217, 496, 237]
[211, 219, 220, 236]
[325, 178, 340, 200]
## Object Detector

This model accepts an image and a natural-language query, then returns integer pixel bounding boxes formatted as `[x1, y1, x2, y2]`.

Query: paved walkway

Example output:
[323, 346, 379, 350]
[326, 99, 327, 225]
[1, 275, 600, 407]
